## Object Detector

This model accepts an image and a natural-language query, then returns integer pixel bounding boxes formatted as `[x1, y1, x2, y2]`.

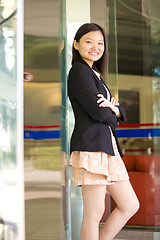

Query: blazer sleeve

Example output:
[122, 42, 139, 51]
[68, 63, 118, 129]
[117, 103, 126, 122]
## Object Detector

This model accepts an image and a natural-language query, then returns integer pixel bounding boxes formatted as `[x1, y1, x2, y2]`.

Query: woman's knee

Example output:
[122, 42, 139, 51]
[108, 180, 140, 218]
[95, 203, 105, 221]
[130, 197, 140, 216]
[83, 202, 105, 223]
[120, 196, 140, 218]
[82, 185, 107, 223]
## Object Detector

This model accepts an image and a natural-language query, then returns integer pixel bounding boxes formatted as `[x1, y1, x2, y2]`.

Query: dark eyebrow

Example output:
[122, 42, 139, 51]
[85, 38, 104, 41]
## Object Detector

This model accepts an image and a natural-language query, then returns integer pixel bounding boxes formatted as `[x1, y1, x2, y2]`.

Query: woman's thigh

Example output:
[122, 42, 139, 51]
[81, 185, 107, 220]
[106, 180, 139, 214]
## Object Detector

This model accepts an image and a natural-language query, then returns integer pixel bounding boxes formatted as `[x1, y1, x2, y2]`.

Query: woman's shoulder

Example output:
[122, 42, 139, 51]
[69, 62, 92, 76]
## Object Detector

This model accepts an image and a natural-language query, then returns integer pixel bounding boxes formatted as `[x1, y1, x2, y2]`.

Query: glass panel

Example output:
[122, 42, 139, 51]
[24, 0, 63, 239]
[66, 1, 91, 240]
[60, 0, 72, 239]
[106, 0, 119, 98]
[0, 0, 24, 239]
[113, 0, 160, 237]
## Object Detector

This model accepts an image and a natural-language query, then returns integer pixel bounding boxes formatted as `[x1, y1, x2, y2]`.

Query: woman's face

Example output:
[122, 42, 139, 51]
[74, 30, 105, 68]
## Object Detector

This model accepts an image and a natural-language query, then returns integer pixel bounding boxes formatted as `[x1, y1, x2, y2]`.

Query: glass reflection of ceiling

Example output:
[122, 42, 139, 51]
[118, 0, 144, 15]
[24, 0, 59, 37]
[24, 35, 59, 69]
[24, 0, 60, 83]
[116, 0, 160, 76]
[24, 35, 59, 83]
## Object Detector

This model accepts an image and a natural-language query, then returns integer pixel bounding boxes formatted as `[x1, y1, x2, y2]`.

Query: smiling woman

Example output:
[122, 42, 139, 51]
[72, 23, 108, 76]
[68, 23, 139, 240]
[73, 31, 104, 68]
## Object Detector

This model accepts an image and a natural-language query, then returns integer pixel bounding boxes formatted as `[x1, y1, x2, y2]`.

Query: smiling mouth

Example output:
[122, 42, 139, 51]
[89, 52, 99, 56]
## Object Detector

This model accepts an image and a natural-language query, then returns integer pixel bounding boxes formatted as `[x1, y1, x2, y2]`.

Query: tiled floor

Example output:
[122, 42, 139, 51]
[115, 229, 160, 240]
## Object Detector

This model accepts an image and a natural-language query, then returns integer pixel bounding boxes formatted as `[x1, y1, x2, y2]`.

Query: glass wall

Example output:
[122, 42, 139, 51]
[24, 0, 63, 239]
[115, 0, 160, 230]
[0, 0, 24, 239]
[65, 0, 160, 239]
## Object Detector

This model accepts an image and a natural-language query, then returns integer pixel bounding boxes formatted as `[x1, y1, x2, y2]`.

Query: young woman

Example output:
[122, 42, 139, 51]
[68, 23, 139, 240]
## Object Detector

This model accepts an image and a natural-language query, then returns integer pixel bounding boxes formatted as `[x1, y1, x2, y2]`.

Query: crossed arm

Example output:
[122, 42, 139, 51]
[68, 63, 125, 128]
[97, 94, 121, 118]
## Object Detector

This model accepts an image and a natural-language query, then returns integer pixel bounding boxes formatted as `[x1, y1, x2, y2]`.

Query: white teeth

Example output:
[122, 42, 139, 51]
[90, 52, 98, 55]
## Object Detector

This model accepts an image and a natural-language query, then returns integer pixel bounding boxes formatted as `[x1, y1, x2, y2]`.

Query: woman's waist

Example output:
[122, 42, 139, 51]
[72, 124, 112, 140]
[74, 121, 110, 131]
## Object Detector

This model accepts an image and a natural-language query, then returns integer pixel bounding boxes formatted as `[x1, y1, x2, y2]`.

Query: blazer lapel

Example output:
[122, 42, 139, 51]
[100, 78, 112, 100]
[91, 70, 111, 100]
[84, 63, 111, 100]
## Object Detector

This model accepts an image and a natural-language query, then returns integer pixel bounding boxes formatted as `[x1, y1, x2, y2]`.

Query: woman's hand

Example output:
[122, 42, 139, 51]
[111, 96, 119, 106]
[97, 94, 121, 117]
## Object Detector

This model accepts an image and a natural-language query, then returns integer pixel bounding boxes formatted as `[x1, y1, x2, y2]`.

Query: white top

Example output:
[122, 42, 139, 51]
[92, 69, 111, 101]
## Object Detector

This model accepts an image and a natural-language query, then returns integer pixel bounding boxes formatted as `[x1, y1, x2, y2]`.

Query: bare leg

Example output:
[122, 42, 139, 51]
[80, 185, 106, 240]
[99, 180, 139, 240]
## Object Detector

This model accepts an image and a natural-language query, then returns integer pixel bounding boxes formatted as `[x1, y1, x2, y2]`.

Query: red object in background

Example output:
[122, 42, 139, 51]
[101, 154, 160, 226]
[24, 71, 34, 82]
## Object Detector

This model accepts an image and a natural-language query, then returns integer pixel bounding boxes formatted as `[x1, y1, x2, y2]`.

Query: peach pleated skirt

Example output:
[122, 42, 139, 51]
[69, 129, 129, 186]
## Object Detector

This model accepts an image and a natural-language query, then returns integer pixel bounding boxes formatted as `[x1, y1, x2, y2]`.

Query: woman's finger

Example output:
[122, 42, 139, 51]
[116, 100, 120, 106]
[99, 102, 107, 107]
[111, 97, 119, 106]
[99, 100, 111, 107]
[97, 95, 106, 103]
[97, 97, 105, 103]
[111, 97, 115, 104]
[97, 94, 104, 98]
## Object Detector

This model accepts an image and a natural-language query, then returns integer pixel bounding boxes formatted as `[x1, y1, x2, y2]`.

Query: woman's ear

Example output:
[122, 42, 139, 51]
[73, 40, 79, 50]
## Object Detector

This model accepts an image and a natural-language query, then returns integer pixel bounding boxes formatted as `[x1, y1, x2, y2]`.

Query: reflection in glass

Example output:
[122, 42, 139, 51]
[24, 0, 63, 239]
[116, 0, 160, 231]
[0, 0, 24, 239]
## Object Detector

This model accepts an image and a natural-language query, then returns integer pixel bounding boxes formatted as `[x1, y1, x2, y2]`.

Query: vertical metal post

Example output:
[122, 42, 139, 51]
[17, 0, 25, 239]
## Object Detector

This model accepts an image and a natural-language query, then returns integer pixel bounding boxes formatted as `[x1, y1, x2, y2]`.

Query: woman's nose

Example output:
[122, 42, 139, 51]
[91, 44, 98, 49]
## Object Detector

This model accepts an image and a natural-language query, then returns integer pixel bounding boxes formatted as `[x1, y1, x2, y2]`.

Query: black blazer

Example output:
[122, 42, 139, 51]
[68, 62, 126, 156]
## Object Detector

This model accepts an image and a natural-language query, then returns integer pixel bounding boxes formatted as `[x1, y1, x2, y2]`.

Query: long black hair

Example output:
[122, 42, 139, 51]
[72, 23, 108, 76]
